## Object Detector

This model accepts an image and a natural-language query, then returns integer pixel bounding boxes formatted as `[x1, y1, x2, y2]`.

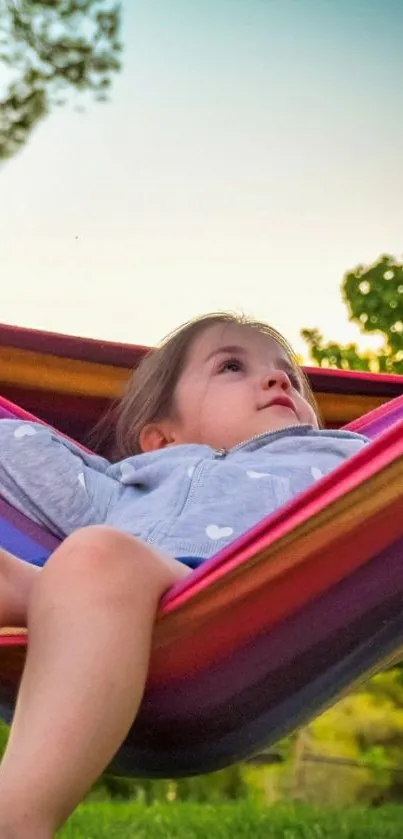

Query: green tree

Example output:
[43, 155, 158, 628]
[299, 254, 403, 805]
[0, 719, 8, 757]
[0, 0, 122, 161]
[302, 255, 403, 374]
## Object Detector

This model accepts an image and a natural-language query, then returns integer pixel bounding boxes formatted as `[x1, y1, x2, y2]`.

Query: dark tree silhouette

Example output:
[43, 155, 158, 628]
[0, 0, 122, 160]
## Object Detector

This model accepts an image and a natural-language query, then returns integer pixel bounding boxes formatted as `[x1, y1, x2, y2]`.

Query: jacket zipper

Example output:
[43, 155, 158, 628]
[214, 425, 305, 458]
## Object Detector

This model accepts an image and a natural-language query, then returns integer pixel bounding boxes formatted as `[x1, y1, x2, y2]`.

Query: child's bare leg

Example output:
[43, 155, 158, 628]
[0, 547, 39, 627]
[0, 526, 190, 838]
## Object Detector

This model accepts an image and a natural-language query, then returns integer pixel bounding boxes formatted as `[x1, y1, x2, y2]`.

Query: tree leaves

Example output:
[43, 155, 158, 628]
[302, 255, 403, 374]
[0, 0, 122, 160]
[298, 254, 403, 804]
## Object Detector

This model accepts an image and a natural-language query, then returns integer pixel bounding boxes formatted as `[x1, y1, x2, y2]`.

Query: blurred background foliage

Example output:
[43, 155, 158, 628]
[0, 0, 122, 160]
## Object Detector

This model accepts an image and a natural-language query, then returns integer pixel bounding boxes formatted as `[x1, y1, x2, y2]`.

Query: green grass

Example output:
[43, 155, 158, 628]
[60, 801, 403, 838]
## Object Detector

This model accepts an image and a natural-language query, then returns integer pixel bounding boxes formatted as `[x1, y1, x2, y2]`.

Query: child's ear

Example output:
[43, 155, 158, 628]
[138, 422, 175, 453]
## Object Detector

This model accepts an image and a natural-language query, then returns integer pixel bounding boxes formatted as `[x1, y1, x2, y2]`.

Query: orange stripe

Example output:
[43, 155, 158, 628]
[315, 392, 387, 424]
[0, 345, 390, 423]
[0, 346, 129, 399]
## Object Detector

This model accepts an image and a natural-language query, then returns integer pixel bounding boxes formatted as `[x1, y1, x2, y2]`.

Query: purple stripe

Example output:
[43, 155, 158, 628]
[0, 408, 60, 554]
[0, 499, 59, 551]
[349, 394, 403, 439]
[0, 406, 17, 420]
[140, 534, 403, 718]
[119, 606, 403, 778]
[367, 415, 402, 438]
[0, 516, 52, 564]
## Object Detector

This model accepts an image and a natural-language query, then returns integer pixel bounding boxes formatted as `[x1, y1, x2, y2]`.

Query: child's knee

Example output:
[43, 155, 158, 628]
[45, 526, 181, 595]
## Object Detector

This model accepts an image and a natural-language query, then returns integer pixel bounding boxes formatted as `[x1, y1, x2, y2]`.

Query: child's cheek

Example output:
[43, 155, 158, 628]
[299, 398, 317, 427]
[308, 406, 319, 427]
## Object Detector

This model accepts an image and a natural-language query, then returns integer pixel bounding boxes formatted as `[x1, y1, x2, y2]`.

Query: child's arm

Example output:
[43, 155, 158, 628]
[0, 419, 116, 537]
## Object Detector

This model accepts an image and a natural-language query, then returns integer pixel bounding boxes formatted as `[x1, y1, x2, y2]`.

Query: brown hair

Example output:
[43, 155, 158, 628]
[93, 312, 319, 460]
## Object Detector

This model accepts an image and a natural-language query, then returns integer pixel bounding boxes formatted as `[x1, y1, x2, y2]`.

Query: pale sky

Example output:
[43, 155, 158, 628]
[1, 0, 402, 358]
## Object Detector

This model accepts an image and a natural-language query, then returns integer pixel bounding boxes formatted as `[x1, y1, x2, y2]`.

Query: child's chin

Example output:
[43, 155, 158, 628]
[267, 415, 301, 431]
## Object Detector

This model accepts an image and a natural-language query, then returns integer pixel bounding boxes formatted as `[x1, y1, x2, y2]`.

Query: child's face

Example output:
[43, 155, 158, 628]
[171, 324, 318, 451]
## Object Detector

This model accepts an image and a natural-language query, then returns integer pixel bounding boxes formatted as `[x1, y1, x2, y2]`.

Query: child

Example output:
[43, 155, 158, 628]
[0, 313, 368, 837]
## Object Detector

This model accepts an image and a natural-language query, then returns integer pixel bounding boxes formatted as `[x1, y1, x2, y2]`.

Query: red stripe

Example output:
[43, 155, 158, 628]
[306, 365, 403, 396]
[0, 322, 148, 368]
[0, 386, 109, 445]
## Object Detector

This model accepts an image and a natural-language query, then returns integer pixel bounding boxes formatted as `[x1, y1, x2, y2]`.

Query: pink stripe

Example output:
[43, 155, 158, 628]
[0, 396, 47, 423]
[347, 393, 403, 437]
[0, 635, 26, 646]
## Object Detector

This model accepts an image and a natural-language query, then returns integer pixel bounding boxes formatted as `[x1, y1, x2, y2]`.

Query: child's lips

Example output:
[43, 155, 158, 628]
[264, 396, 296, 413]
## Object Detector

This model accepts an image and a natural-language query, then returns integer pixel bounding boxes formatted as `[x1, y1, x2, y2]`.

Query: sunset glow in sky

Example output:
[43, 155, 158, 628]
[1, 0, 402, 358]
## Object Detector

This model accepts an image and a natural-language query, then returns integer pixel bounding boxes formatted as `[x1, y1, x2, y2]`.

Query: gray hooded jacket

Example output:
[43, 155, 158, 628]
[0, 420, 368, 563]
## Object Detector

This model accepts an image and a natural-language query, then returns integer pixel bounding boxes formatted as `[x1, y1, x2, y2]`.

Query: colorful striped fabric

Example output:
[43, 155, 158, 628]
[1, 321, 402, 437]
[0, 393, 402, 777]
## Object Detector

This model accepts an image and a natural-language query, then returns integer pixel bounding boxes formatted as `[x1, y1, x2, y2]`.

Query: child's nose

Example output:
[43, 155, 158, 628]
[261, 369, 291, 391]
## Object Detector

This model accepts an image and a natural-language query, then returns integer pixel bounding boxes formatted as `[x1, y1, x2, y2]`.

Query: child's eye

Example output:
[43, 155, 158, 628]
[289, 372, 302, 390]
[218, 357, 244, 374]
[288, 372, 304, 393]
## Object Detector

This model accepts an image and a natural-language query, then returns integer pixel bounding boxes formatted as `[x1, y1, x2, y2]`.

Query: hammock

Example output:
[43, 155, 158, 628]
[0, 386, 402, 779]
[1, 320, 402, 435]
